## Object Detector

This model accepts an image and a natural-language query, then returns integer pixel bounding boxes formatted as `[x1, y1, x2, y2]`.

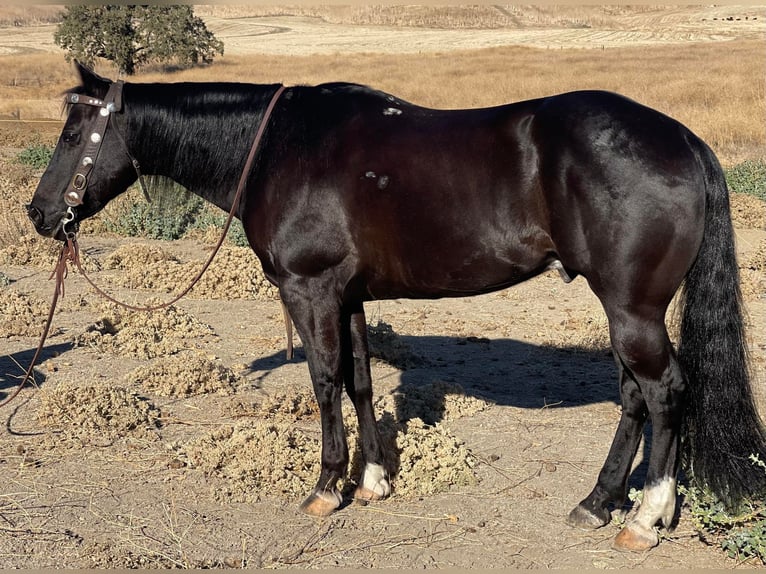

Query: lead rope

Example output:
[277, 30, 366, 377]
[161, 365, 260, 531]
[1, 85, 288, 407]
[0, 237, 76, 408]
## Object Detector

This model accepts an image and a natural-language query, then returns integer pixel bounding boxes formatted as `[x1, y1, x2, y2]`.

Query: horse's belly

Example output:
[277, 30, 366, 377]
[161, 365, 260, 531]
[364, 249, 552, 300]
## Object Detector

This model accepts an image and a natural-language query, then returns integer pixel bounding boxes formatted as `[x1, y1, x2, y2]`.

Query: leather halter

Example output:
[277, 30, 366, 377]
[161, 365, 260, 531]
[63, 80, 149, 207]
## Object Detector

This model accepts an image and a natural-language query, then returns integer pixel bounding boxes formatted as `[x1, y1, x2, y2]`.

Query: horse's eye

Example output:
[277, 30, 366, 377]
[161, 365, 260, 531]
[62, 131, 80, 145]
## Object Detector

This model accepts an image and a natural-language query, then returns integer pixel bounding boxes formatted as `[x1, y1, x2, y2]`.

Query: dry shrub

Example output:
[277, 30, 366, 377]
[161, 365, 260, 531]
[103, 242, 179, 269]
[36, 381, 161, 444]
[0, 288, 56, 337]
[730, 192, 766, 230]
[187, 381, 486, 502]
[182, 421, 321, 502]
[376, 380, 491, 426]
[74, 301, 215, 359]
[127, 352, 239, 397]
[102, 243, 278, 301]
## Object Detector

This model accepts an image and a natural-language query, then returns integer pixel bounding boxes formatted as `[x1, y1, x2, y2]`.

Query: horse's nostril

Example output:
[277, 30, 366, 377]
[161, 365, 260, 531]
[26, 204, 43, 227]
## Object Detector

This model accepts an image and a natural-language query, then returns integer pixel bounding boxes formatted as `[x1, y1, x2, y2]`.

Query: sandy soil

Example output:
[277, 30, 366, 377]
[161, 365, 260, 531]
[0, 211, 764, 568]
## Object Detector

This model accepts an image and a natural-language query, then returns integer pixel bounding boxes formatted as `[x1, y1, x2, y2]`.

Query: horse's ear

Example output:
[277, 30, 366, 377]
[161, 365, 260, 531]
[74, 60, 112, 94]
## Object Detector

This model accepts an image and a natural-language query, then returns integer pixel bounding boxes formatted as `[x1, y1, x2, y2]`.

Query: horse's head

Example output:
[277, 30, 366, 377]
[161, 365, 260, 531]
[27, 62, 140, 241]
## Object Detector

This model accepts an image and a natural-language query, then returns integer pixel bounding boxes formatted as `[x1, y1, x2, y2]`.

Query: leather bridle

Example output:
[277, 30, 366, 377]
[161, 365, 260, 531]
[63, 80, 150, 210]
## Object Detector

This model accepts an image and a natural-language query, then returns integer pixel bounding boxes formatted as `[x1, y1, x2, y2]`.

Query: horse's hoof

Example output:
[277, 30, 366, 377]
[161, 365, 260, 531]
[566, 504, 609, 530]
[354, 485, 387, 503]
[299, 489, 342, 517]
[354, 463, 391, 504]
[613, 524, 659, 552]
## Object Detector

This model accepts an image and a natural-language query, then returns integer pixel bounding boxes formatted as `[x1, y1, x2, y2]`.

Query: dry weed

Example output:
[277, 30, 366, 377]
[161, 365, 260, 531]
[0, 288, 56, 337]
[730, 192, 766, 230]
[36, 381, 161, 445]
[385, 417, 478, 496]
[551, 311, 611, 352]
[103, 242, 179, 269]
[231, 388, 320, 421]
[741, 238, 766, 300]
[747, 239, 766, 273]
[367, 320, 424, 370]
[126, 352, 239, 398]
[0, 37, 763, 166]
[376, 380, 492, 426]
[74, 301, 215, 359]
[0, 233, 62, 269]
[181, 421, 321, 502]
[188, 381, 486, 503]
[101, 243, 278, 301]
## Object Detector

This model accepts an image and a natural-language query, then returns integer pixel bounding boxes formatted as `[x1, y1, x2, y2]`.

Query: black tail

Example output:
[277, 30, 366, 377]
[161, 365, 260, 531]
[678, 142, 766, 507]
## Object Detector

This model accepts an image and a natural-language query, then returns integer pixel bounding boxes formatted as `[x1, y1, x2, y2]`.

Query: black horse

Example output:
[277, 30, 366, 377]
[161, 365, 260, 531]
[27, 63, 766, 551]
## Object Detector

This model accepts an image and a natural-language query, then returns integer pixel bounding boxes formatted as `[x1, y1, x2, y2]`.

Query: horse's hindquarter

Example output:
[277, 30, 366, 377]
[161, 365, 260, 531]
[531, 91, 706, 306]
[255, 85, 556, 300]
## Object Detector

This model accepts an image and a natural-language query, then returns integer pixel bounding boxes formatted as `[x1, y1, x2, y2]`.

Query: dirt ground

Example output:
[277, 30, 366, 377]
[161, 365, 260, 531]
[1, 5, 766, 569]
[0, 207, 764, 568]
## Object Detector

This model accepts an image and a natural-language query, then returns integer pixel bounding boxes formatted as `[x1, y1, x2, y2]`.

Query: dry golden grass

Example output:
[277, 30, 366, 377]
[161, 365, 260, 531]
[138, 39, 765, 165]
[0, 6, 62, 27]
[193, 5, 696, 30]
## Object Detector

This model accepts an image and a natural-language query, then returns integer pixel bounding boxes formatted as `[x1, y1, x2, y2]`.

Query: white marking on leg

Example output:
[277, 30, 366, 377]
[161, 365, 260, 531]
[632, 477, 677, 532]
[362, 463, 391, 498]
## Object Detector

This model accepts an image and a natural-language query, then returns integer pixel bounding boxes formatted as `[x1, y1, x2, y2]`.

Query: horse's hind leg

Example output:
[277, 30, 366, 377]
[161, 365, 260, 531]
[569, 304, 686, 551]
[341, 303, 391, 502]
[566, 358, 648, 529]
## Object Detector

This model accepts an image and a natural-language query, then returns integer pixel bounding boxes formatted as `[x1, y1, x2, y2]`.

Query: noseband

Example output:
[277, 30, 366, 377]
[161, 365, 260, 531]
[63, 80, 150, 208]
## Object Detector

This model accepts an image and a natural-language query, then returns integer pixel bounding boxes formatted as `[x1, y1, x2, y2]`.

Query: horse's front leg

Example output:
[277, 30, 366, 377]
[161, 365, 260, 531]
[341, 303, 391, 502]
[281, 282, 348, 517]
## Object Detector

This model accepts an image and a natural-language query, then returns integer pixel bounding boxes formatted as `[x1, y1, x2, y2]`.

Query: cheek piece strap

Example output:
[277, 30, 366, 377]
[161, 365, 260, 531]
[63, 80, 150, 208]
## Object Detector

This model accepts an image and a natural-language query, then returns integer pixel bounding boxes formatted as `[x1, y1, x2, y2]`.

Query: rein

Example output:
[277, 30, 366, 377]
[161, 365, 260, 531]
[1, 84, 287, 408]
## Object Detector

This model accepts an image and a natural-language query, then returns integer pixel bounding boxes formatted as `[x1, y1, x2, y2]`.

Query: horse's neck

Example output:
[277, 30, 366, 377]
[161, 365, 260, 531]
[125, 83, 278, 212]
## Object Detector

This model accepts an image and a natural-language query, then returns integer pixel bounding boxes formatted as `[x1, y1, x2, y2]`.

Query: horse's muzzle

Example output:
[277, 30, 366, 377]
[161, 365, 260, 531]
[26, 203, 73, 240]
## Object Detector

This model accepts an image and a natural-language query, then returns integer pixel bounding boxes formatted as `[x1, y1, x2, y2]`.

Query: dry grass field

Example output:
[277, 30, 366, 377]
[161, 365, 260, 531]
[1, 6, 765, 569]
[0, 5, 763, 165]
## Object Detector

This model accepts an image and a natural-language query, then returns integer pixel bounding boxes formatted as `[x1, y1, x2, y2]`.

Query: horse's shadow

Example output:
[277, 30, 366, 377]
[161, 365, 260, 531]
[249, 333, 652, 494]
[0, 342, 70, 399]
